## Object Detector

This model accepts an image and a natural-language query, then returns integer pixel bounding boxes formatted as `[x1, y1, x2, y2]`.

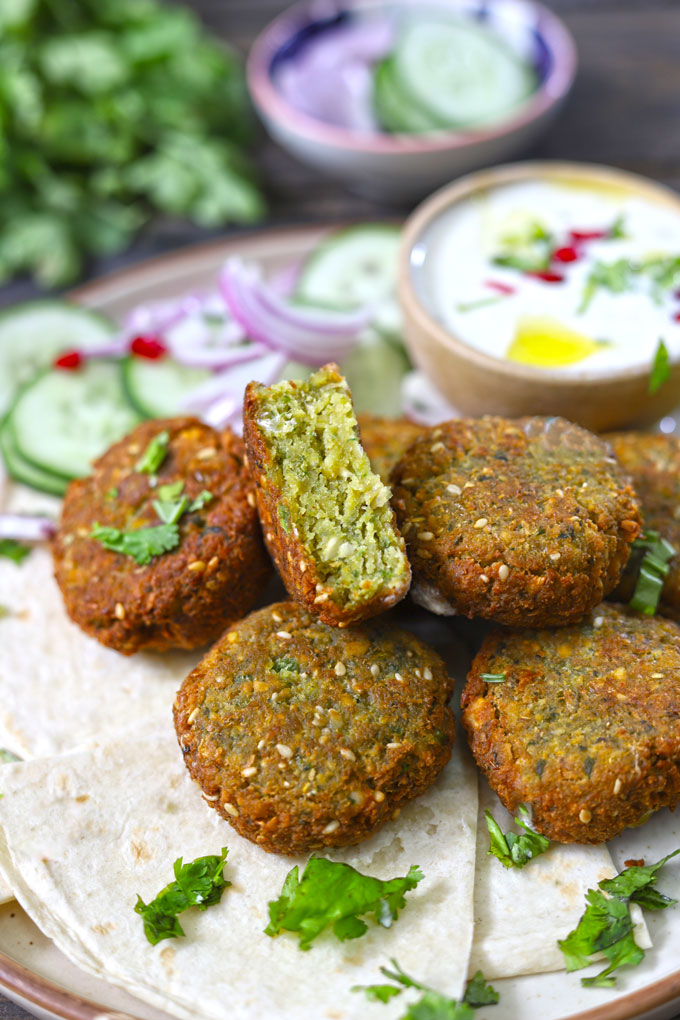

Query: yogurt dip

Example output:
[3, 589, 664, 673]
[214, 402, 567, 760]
[419, 177, 680, 375]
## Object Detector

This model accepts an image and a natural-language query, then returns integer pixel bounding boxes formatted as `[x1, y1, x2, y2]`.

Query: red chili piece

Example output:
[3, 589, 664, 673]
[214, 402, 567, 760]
[569, 229, 608, 243]
[130, 335, 167, 360]
[483, 279, 516, 295]
[673, 311, 680, 322]
[527, 270, 565, 283]
[53, 350, 83, 370]
[552, 245, 580, 263]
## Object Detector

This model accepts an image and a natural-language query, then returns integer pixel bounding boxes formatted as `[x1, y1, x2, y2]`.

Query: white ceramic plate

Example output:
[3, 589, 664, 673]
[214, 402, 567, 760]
[1, 226, 680, 1020]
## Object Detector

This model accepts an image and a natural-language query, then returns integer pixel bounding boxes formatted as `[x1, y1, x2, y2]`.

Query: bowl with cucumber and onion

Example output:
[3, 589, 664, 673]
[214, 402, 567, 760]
[247, 0, 576, 201]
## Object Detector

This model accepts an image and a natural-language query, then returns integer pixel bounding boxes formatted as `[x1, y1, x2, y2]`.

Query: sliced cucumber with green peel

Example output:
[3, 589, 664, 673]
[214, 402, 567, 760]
[121, 356, 212, 419]
[296, 224, 402, 314]
[0, 422, 68, 497]
[391, 19, 536, 129]
[341, 334, 411, 418]
[373, 56, 446, 134]
[9, 361, 140, 480]
[0, 301, 116, 418]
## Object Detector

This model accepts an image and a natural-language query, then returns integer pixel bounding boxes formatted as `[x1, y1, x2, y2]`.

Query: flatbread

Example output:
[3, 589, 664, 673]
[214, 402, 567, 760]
[469, 779, 651, 979]
[0, 723, 478, 1020]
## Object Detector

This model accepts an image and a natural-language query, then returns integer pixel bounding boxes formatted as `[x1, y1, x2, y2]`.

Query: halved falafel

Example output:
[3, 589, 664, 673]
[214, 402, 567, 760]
[174, 601, 455, 854]
[391, 416, 641, 627]
[53, 417, 270, 654]
[461, 603, 680, 844]
[243, 364, 411, 627]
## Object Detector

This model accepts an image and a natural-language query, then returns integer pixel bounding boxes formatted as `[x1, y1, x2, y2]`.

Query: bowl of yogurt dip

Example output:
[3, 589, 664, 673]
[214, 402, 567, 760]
[400, 161, 680, 431]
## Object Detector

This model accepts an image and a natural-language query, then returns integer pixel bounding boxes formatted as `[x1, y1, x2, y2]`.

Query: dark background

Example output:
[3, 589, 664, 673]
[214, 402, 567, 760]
[1, 1, 680, 1019]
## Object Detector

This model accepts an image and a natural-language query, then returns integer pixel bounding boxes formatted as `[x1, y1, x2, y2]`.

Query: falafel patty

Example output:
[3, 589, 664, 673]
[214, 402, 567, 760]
[356, 413, 425, 485]
[53, 417, 270, 655]
[607, 431, 680, 620]
[243, 364, 411, 627]
[174, 601, 455, 854]
[461, 603, 680, 844]
[391, 416, 641, 627]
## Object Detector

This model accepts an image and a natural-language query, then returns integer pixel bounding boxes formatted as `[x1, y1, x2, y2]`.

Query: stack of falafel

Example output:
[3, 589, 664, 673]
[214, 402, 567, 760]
[53, 365, 680, 856]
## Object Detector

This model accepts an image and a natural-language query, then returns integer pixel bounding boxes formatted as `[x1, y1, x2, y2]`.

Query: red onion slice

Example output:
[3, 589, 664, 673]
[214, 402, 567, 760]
[0, 514, 56, 542]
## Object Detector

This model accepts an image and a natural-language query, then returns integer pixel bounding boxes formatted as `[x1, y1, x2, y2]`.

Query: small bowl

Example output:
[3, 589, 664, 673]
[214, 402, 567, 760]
[247, 0, 577, 203]
[399, 160, 680, 432]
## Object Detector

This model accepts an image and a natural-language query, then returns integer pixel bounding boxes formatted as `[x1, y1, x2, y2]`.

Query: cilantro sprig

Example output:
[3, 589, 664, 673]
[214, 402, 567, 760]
[0, 539, 31, 564]
[135, 848, 230, 946]
[91, 522, 179, 565]
[265, 857, 423, 950]
[353, 960, 498, 1018]
[136, 430, 169, 475]
[559, 849, 680, 987]
[629, 529, 676, 616]
[485, 806, 550, 869]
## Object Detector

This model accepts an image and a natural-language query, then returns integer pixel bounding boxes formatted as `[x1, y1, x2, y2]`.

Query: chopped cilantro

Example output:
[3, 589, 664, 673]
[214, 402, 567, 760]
[492, 251, 552, 274]
[0, 539, 31, 564]
[353, 960, 498, 1018]
[188, 489, 213, 512]
[558, 849, 680, 987]
[91, 522, 179, 565]
[0, 749, 21, 763]
[578, 258, 634, 313]
[485, 806, 550, 869]
[629, 529, 675, 616]
[135, 848, 230, 946]
[455, 295, 509, 313]
[481, 673, 506, 684]
[642, 254, 680, 302]
[265, 857, 423, 950]
[105, 486, 119, 501]
[153, 494, 189, 525]
[609, 214, 627, 239]
[649, 338, 671, 395]
[157, 481, 184, 501]
[136, 430, 169, 474]
[271, 656, 300, 675]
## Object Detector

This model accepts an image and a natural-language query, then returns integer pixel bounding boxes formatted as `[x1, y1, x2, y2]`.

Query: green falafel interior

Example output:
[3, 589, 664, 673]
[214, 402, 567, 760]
[248, 364, 410, 612]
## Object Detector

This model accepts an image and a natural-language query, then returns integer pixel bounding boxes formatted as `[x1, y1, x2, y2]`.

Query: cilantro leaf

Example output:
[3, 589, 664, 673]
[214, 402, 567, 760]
[153, 494, 188, 525]
[91, 522, 179, 565]
[265, 858, 423, 950]
[156, 481, 184, 501]
[629, 529, 675, 616]
[463, 971, 500, 1008]
[558, 849, 680, 987]
[353, 961, 497, 1018]
[402, 991, 475, 1020]
[135, 848, 229, 946]
[0, 538, 31, 564]
[578, 258, 634, 313]
[649, 338, 671, 395]
[136, 429, 169, 474]
[188, 489, 213, 512]
[485, 808, 550, 869]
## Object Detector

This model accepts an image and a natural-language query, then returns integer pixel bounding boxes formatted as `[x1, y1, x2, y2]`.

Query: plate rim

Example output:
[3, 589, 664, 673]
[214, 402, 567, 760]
[2, 223, 680, 1020]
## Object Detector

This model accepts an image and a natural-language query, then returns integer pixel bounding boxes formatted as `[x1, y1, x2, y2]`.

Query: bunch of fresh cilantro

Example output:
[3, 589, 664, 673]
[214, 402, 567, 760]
[0, 0, 265, 287]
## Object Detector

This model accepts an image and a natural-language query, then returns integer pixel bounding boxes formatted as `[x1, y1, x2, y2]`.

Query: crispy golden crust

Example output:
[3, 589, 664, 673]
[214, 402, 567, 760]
[391, 416, 642, 627]
[356, 413, 426, 485]
[243, 368, 410, 628]
[53, 417, 270, 655]
[461, 604, 680, 844]
[174, 601, 455, 855]
[607, 431, 680, 620]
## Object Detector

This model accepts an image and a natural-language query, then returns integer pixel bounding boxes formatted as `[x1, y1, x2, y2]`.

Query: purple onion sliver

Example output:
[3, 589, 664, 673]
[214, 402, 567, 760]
[202, 394, 239, 429]
[0, 514, 56, 542]
[174, 344, 268, 372]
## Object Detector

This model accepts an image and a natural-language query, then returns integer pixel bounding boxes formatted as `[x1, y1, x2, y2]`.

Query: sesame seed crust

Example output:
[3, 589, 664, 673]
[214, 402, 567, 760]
[461, 603, 680, 844]
[391, 416, 642, 627]
[174, 601, 454, 855]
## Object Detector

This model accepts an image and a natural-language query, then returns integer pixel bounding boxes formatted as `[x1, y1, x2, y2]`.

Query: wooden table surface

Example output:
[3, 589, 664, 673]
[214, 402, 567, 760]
[2, 1, 680, 1018]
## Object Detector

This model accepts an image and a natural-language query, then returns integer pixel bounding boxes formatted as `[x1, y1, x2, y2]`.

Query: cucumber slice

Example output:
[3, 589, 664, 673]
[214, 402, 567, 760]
[392, 19, 536, 129]
[10, 361, 140, 480]
[373, 56, 446, 134]
[0, 422, 68, 497]
[121, 356, 212, 419]
[342, 334, 411, 418]
[0, 301, 116, 418]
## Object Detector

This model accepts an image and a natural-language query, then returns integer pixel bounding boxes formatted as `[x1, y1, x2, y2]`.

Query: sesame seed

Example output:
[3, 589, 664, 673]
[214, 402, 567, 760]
[224, 803, 239, 817]
[415, 668, 421, 678]
[314, 593, 330, 604]
[613, 667, 626, 680]
[322, 820, 340, 834]
[197, 447, 216, 460]
[271, 611, 282, 622]
[579, 808, 592, 824]
[417, 549, 431, 558]
[432, 428, 443, 438]
[241, 766, 257, 778]
[447, 484, 462, 496]
[114, 602, 125, 620]
[593, 616, 604, 628]
[400, 477, 415, 485]
[374, 790, 385, 803]
[394, 672, 404, 683]
[423, 667, 433, 681]
[276, 631, 292, 640]
[392, 808, 401, 820]
[207, 556, 219, 569]
[386, 742, 401, 749]
[188, 560, 205, 573]
[349, 791, 364, 805]
[549, 552, 561, 562]
[227, 631, 239, 643]
[464, 482, 474, 489]
[246, 491, 256, 507]
[299, 560, 307, 572]
[430, 442, 445, 453]
[276, 743, 293, 759]
[651, 672, 664, 679]
[613, 778, 622, 795]
[480, 574, 489, 584]
[187, 707, 199, 724]
[257, 739, 265, 750]
[203, 793, 219, 801]
[555, 488, 564, 498]
[474, 517, 488, 529]
[370, 664, 380, 677]
[418, 531, 434, 541]
[340, 748, 356, 761]
[334, 661, 346, 676]
[498, 564, 510, 581]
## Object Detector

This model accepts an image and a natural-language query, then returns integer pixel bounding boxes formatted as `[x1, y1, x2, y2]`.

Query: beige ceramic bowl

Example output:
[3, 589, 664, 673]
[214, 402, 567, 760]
[399, 161, 680, 432]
